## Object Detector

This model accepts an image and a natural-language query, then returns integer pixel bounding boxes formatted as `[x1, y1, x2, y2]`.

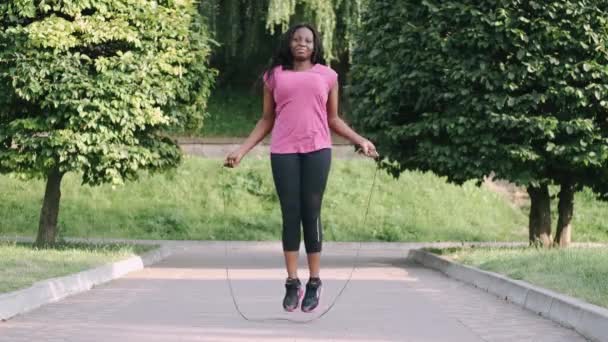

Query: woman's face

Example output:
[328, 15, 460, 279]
[290, 27, 314, 62]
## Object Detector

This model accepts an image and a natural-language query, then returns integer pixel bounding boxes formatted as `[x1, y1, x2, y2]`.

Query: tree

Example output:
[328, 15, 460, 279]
[199, 0, 365, 86]
[0, 0, 216, 247]
[349, 0, 608, 247]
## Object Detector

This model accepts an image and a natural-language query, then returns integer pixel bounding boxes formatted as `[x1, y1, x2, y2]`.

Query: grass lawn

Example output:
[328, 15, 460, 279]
[192, 87, 261, 138]
[432, 246, 608, 308]
[0, 241, 155, 294]
[1, 157, 606, 243]
[0, 157, 534, 242]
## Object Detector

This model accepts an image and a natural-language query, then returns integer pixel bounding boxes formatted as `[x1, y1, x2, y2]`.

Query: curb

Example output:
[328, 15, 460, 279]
[0, 244, 172, 321]
[409, 249, 608, 342]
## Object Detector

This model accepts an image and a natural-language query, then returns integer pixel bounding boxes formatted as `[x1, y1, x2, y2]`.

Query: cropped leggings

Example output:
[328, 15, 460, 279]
[270, 148, 331, 253]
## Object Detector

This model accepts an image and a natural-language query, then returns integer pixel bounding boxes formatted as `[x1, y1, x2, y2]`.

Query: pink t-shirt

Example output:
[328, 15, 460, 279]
[264, 64, 338, 154]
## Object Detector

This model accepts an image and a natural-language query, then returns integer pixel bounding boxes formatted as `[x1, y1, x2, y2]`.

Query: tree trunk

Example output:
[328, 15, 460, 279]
[35, 167, 64, 247]
[554, 181, 575, 247]
[527, 186, 539, 244]
[527, 184, 552, 247]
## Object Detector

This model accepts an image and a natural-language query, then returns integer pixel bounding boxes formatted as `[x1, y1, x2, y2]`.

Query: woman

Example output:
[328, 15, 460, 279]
[224, 23, 378, 313]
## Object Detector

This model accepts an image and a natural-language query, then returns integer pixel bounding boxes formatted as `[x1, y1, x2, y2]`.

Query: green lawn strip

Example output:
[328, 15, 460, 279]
[431, 246, 608, 308]
[0, 242, 155, 294]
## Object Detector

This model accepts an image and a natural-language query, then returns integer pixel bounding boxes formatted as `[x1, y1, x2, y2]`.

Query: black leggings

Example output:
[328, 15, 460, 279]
[271, 148, 331, 253]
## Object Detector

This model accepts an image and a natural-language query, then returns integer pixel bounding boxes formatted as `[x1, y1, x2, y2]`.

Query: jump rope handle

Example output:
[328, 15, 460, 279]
[354, 145, 380, 160]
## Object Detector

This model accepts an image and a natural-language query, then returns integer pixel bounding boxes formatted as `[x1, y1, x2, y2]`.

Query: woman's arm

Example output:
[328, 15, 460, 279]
[224, 86, 275, 167]
[327, 84, 378, 158]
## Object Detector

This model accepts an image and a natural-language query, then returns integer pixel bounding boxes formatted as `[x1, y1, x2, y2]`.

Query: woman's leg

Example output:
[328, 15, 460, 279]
[300, 148, 332, 277]
[270, 153, 301, 279]
[299, 148, 331, 312]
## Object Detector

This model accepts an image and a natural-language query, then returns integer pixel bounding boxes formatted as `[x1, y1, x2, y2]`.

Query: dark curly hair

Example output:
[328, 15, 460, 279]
[263, 23, 326, 86]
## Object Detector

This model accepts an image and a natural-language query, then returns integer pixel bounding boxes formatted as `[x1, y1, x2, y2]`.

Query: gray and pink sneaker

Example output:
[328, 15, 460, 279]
[283, 278, 303, 312]
[301, 277, 322, 312]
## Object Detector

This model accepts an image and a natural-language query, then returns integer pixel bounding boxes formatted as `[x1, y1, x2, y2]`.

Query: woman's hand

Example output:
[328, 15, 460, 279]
[357, 139, 379, 159]
[224, 149, 245, 168]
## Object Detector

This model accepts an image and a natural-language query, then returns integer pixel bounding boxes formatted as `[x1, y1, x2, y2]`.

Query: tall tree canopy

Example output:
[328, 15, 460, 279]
[0, 0, 216, 246]
[200, 0, 365, 86]
[349, 0, 608, 247]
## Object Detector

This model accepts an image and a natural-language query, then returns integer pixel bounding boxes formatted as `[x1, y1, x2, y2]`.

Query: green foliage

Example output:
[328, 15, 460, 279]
[200, 0, 275, 85]
[265, 0, 366, 63]
[0, 0, 217, 185]
[200, 0, 364, 85]
[349, 0, 608, 191]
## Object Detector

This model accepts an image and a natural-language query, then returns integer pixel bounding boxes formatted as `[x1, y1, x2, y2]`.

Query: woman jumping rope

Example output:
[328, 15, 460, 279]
[224, 23, 378, 313]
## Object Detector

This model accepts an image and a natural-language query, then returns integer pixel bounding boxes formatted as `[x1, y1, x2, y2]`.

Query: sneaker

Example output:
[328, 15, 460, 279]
[301, 277, 322, 312]
[283, 278, 303, 312]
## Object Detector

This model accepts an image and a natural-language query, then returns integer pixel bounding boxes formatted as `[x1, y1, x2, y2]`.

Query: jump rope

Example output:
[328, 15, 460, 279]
[220, 151, 380, 323]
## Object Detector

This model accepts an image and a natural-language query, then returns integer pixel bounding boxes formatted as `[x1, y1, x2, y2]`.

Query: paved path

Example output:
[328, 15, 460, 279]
[0, 242, 588, 341]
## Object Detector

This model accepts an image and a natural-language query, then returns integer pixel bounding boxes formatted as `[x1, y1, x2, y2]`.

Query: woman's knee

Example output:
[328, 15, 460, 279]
[282, 228, 301, 251]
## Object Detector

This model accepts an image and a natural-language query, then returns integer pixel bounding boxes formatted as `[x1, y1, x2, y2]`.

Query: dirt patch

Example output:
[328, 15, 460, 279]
[482, 173, 529, 209]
